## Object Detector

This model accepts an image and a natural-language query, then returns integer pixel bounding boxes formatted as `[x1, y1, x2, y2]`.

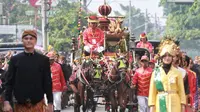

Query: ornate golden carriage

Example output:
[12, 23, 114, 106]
[70, 2, 141, 111]
[72, 3, 130, 63]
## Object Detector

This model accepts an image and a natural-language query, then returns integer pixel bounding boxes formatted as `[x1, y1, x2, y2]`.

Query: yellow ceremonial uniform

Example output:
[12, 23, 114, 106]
[148, 66, 186, 112]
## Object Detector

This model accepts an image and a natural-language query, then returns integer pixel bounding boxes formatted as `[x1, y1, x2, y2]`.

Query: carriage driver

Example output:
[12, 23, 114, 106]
[83, 14, 104, 56]
[136, 32, 153, 53]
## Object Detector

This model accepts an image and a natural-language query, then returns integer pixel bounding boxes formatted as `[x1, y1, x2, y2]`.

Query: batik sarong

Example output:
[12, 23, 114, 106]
[14, 100, 45, 112]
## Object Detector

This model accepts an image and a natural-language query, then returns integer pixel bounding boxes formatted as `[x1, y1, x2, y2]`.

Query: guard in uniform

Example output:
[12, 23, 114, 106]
[132, 55, 153, 112]
[136, 32, 153, 53]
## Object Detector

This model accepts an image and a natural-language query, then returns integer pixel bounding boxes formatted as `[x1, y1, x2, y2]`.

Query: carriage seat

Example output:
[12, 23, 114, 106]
[105, 32, 128, 46]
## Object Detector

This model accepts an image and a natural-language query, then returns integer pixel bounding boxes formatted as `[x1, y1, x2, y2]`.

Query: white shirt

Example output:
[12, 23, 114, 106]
[178, 67, 186, 78]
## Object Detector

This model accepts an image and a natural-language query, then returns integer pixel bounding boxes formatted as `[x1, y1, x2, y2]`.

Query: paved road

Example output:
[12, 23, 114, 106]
[61, 97, 107, 112]
[61, 105, 106, 112]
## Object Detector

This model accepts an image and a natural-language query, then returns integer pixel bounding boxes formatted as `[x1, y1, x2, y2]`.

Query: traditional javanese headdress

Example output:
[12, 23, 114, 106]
[158, 38, 179, 57]
[22, 30, 37, 39]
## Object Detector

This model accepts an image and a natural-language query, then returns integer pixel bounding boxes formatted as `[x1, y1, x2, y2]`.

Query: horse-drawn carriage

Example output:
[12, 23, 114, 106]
[69, 2, 157, 112]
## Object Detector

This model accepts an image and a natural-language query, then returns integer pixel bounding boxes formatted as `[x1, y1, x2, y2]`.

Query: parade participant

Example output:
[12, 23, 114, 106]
[0, 60, 6, 112]
[58, 55, 72, 81]
[194, 56, 198, 64]
[47, 51, 67, 112]
[3, 30, 53, 112]
[189, 58, 199, 111]
[184, 56, 197, 111]
[193, 56, 200, 89]
[83, 14, 104, 55]
[54, 52, 59, 63]
[193, 56, 200, 110]
[173, 51, 186, 77]
[149, 59, 156, 69]
[148, 39, 186, 112]
[132, 55, 153, 112]
[172, 50, 189, 95]
[136, 32, 153, 53]
[2, 51, 13, 71]
[58, 55, 72, 109]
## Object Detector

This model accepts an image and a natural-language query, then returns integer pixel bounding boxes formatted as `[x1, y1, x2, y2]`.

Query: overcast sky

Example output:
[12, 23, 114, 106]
[87, 0, 166, 25]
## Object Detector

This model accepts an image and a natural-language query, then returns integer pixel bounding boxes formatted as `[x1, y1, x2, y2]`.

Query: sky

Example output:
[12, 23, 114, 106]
[87, 0, 166, 25]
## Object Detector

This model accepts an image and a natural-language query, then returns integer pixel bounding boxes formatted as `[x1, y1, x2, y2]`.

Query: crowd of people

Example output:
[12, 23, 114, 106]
[0, 14, 199, 112]
[133, 38, 200, 112]
[74, 14, 200, 112]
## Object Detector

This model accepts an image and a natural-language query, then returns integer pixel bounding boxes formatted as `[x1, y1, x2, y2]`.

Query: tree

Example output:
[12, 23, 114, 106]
[0, 0, 35, 42]
[0, 0, 35, 24]
[160, 0, 200, 39]
[48, 0, 87, 52]
[113, 4, 156, 39]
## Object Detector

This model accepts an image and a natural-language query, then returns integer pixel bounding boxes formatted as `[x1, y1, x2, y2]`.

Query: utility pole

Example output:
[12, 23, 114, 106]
[144, 9, 148, 33]
[129, 0, 132, 35]
[154, 13, 157, 38]
[83, 0, 87, 13]
[42, 0, 48, 51]
[16, 24, 18, 41]
[0, 3, 3, 25]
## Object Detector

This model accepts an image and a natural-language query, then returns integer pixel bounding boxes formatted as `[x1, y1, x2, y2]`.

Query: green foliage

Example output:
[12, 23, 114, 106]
[0, 0, 35, 42]
[0, 0, 35, 24]
[49, 36, 72, 52]
[160, 0, 200, 39]
[48, 0, 87, 52]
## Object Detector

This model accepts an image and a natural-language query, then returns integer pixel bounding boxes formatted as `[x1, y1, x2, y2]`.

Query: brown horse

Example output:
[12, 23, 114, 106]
[73, 57, 112, 112]
[107, 55, 138, 112]
[72, 59, 97, 112]
[102, 55, 129, 112]
[104, 61, 119, 112]
[116, 67, 138, 112]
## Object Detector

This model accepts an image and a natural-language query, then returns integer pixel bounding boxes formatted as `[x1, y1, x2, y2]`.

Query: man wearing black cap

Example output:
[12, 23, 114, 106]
[3, 30, 53, 112]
